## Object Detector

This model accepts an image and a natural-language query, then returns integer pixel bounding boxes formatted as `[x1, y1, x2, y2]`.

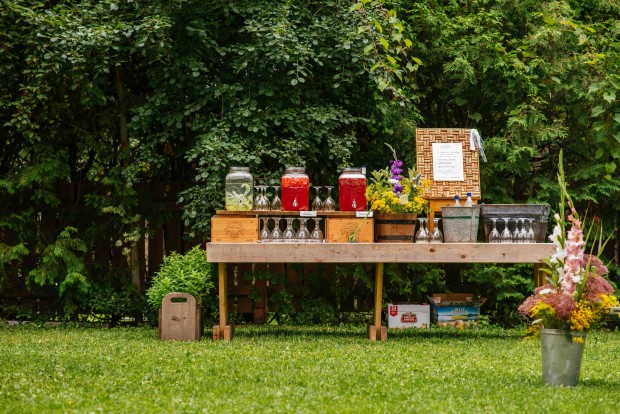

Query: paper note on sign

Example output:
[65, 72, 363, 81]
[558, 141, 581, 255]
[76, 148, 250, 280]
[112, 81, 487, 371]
[432, 143, 465, 181]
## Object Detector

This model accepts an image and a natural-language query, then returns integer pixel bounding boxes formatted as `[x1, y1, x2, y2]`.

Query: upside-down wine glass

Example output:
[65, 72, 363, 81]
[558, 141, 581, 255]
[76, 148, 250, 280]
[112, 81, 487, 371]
[310, 218, 324, 242]
[270, 186, 282, 211]
[489, 218, 500, 243]
[501, 218, 512, 243]
[270, 218, 282, 242]
[430, 218, 443, 243]
[282, 217, 296, 241]
[259, 217, 270, 241]
[526, 219, 536, 243]
[323, 186, 335, 212]
[296, 218, 310, 241]
[415, 218, 428, 243]
[518, 218, 528, 243]
[312, 186, 323, 211]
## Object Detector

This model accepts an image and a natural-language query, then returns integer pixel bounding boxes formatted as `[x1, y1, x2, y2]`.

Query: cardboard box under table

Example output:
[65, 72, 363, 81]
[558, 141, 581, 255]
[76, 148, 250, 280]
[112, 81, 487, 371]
[387, 303, 430, 329]
[428, 294, 486, 327]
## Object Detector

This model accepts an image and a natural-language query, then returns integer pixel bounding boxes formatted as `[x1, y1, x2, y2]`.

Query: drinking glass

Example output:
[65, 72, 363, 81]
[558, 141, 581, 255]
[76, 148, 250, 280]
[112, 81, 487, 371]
[310, 218, 324, 242]
[518, 218, 528, 243]
[323, 186, 336, 211]
[489, 218, 501, 243]
[430, 218, 443, 243]
[255, 185, 270, 211]
[270, 218, 283, 242]
[282, 217, 296, 240]
[312, 186, 323, 211]
[253, 185, 261, 209]
[270, 186, 282, 211]
[259, 217, 270, 241]
[296, 218, 310, 241]
[526, 219, 536, 243]
[501, 218, 512, 243]
[415, 218, 429, 243]
[512, 218, 522, 243]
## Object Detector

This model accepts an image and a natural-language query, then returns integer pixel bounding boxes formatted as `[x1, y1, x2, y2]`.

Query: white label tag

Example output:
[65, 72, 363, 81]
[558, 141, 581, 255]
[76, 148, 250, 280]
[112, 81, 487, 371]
[300, 211, 317, 217]
[356, 211, 373, 218]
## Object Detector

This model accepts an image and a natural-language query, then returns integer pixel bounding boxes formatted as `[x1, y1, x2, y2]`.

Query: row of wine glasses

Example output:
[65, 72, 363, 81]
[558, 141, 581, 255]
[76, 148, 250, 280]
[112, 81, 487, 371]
[259, 217, 325, 242]
[252, 185, 337, 211]
[415, 218, 443, 243]
[489, 218, 535, 243]
[254, 185, 281, 211]
[311, 186, 336, 211]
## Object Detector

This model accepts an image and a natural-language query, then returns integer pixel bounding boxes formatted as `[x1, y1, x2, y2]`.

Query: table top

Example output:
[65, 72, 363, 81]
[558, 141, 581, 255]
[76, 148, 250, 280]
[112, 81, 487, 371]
[206, 242, 556, 264]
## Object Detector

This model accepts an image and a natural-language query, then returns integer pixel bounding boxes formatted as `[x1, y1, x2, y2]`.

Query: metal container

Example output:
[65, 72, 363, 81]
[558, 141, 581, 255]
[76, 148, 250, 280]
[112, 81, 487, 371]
[441, 206, 481, 243]
[541, 328, 586, 386]
[480, 204, 549, 243]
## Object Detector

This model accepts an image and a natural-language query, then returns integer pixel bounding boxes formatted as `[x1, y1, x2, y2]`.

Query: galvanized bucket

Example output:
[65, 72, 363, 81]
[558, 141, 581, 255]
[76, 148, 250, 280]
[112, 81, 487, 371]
[441, 206, 481, 243]
[540, 328, 586, 386]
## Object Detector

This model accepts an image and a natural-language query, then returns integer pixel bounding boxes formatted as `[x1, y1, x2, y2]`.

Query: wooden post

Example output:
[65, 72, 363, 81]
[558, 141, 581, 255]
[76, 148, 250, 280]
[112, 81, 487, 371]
[369, 262, 387, 342]
[213, 262, 233, 340]
[534, 263, 546, 287]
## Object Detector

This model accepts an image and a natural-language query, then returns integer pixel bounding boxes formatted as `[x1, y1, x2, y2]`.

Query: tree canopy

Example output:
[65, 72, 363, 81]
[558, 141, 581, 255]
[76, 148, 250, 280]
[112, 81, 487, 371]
[1, 0, 619, 321]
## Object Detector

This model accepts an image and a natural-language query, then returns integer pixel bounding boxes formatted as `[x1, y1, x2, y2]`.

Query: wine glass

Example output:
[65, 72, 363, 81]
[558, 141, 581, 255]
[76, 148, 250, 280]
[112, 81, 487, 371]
[253, 185, 261, 209]
[255, 186, 270, 211]
[259, 217, 270, 241]
[512, 218, 522, 243]
[296, 218, 310, 241]
[270, 186, 282, 211]
[526, 219, 536, 243]
[282, 217, 296, 240]
[518, 218, 528, 243]
[430, 218, 443, 243]
[501, 218, 512, 243]
[415, 218, 428, 243]
[270, 218, 282, 242]
[323, 186, 335, 211]
[489, 218, 500, 243]
[312, 186, 323, 211]
[310, 218, 324, 242]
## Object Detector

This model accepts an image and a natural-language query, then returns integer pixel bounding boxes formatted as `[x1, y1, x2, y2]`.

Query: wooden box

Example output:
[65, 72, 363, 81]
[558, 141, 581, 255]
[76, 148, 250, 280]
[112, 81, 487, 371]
[211, 215, 258, 242]
[326, 217, 374, 243]
[159, 292, 202, 341]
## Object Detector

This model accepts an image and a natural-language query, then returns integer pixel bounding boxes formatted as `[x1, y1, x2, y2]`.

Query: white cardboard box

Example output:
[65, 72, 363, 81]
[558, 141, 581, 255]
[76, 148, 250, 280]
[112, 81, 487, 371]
[387, 303, 430, 329]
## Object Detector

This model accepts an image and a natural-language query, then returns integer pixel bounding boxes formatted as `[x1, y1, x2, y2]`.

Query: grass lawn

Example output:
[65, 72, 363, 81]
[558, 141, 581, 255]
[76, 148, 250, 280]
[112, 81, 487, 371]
[1, 325, 619, 413]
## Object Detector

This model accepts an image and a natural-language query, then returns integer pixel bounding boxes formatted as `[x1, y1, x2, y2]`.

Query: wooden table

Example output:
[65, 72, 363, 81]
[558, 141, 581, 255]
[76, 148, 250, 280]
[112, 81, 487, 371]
[206, 242, 556, 341]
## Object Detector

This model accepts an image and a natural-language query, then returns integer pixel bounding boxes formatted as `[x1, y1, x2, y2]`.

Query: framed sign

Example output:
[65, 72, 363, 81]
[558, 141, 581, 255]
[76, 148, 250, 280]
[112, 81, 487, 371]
[415, 129, 481, 199]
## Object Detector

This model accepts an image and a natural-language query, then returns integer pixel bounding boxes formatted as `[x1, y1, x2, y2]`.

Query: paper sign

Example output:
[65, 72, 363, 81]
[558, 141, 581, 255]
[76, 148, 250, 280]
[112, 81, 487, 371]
[432, 143, 465, 181]
[300, 211, 317, 217]
[356, 211, 373, 218]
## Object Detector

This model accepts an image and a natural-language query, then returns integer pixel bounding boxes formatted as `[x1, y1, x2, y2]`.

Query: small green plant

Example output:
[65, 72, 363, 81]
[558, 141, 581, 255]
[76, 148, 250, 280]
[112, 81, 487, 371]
[146, 246, 215, 310]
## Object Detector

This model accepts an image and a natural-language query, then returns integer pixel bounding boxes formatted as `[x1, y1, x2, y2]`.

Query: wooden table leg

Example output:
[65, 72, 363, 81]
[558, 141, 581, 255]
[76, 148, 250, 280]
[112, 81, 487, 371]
[368, 262, 387, 342]
[213, 263, 234, 340]
[534, 263, 546, 288]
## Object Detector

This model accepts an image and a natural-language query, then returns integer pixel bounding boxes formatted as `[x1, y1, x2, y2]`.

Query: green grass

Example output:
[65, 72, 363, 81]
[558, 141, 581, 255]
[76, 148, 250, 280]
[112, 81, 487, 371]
[1, 325, 619, 413]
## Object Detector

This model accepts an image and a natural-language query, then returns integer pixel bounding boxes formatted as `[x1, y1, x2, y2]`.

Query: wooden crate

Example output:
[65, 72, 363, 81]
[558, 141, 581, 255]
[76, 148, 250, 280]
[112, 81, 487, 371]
[326, 217, 374, 243]
[211, 215, 258, 242]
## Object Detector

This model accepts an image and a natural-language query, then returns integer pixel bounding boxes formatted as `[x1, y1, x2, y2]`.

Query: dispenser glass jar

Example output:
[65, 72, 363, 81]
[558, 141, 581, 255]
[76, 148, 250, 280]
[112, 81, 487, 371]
[225, 167, 253, 211]
[281, 167, 309, 211]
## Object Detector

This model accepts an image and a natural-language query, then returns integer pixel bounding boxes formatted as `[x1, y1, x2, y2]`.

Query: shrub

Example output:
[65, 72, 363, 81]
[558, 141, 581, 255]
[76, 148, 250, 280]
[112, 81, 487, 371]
[146, 246, 215, 310]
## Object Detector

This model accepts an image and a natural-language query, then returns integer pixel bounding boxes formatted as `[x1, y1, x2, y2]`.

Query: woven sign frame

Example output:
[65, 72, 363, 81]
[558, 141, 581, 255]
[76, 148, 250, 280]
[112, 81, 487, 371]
[415, 128, 481, 199]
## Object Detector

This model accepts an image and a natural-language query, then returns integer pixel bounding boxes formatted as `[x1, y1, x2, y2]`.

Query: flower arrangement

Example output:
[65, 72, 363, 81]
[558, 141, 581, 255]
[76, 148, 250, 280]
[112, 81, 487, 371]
[518, 151, 618, 339]
[365, 144, 430, 214]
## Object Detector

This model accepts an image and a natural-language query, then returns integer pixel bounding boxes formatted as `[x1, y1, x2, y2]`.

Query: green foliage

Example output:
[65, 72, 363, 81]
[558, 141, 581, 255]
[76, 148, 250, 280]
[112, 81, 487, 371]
[146, 246, 215, 310]
[463, 264, 537, 327]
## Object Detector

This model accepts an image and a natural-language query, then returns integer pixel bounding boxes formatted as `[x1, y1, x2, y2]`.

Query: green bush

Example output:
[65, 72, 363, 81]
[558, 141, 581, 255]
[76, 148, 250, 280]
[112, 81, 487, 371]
[145, 246, 215, 310]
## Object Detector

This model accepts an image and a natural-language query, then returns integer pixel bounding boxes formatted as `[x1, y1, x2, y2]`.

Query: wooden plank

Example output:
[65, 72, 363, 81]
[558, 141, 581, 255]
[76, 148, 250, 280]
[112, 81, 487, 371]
[206, 243, 556, 264]
[374, 263, 384, 331]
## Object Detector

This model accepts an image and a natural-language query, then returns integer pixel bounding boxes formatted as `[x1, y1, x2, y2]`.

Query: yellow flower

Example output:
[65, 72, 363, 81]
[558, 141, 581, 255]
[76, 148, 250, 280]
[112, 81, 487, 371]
[569, 301, 595, 331]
